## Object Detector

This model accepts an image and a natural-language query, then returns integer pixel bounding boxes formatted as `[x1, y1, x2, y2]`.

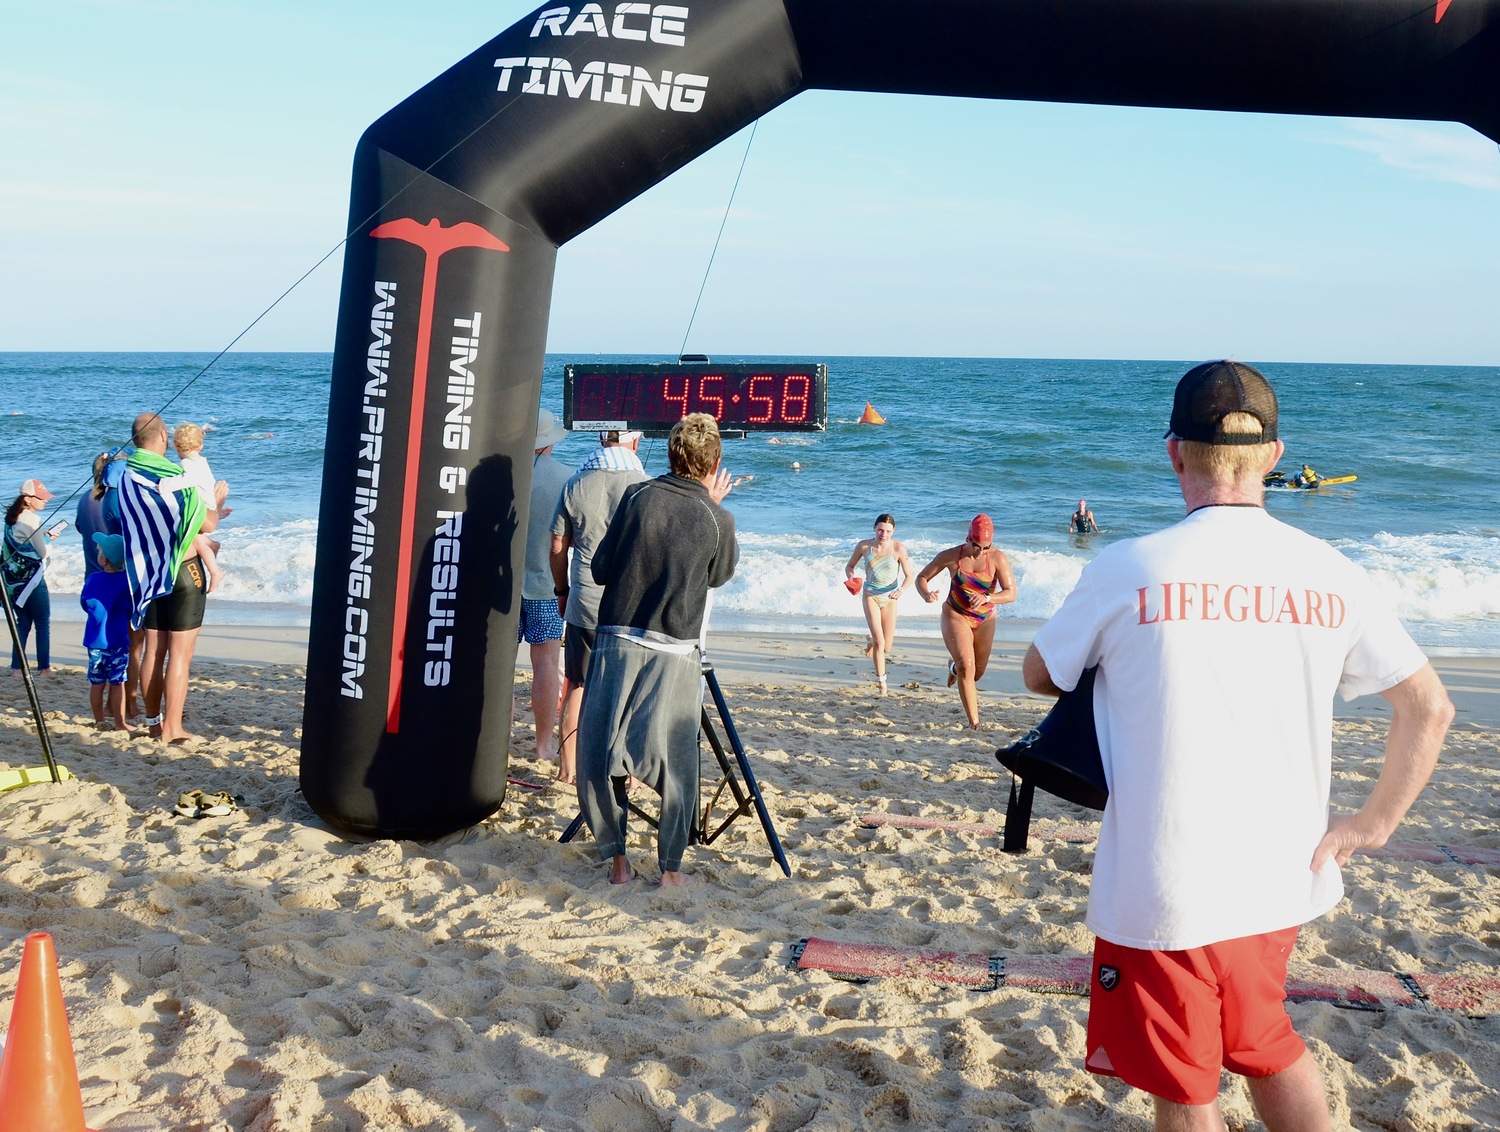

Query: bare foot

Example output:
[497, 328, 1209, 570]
[862, 638, 875, 658]
[608, 855, 634, 885]
[658, 870, 698, 888]
[536, 741, 558, 763]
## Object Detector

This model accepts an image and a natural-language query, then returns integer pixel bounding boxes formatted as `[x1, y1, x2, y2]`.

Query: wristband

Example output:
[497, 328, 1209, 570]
[554, 586, 569, 595]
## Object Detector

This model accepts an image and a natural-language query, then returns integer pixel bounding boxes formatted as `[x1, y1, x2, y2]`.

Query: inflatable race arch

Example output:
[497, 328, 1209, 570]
[302, 0, 1500, 839]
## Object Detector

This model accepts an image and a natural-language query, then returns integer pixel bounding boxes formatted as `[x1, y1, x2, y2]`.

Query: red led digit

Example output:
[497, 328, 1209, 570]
[783, 374, 810, 422]
[662, 374, 690, 420]
[698, 374, 725, 419]
[747, 375, 774, 423]
[578, 373, 606, 417]
[614, 373, 641, 419]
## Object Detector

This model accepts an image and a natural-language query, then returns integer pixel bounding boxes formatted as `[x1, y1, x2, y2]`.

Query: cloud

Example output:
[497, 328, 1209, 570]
[1330, 119, 1500, 190]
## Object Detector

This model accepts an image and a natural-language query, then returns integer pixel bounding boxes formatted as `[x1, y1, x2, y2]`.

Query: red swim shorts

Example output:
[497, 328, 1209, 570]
[1084, 926, 1305, 1106]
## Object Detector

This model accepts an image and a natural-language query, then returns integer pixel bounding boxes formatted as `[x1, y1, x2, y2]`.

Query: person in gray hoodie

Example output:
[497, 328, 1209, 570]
[576, 413, 737, 887]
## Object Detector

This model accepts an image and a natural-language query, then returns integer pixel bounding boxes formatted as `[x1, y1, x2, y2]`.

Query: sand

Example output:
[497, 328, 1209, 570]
[2, 630, 1497, 1131]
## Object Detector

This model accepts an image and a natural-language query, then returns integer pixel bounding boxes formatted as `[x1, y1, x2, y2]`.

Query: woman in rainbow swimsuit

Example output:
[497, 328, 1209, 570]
[843, 513, 915, 696]
[916, 513, 1018, 728]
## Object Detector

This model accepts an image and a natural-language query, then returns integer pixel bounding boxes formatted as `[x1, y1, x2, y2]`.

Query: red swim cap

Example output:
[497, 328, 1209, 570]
[968, 514, 994, 545]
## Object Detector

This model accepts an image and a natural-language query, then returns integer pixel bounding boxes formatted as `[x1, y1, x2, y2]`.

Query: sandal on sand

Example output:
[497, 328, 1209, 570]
[174, 790, 205, 817]
[197, 791, 238, 817]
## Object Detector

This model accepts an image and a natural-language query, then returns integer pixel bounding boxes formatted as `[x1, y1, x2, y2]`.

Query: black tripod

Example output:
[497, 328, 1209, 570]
[0, 575, 62, 784]
[559, 661, 791, 877]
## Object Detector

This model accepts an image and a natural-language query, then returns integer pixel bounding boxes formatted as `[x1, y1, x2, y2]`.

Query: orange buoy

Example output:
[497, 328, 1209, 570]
[858, 402, 885, 425]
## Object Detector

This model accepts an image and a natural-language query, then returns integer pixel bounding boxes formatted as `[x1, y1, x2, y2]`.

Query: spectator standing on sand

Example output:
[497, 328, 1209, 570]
[1023, 360, 1453, 1130]
[518, 408, 572, 765]
[4, 479, 61, 675]
[81, 533, 133, 731]
[120, 412, 225, 744]
[77, 453, 112, 581]
[549, 428, 649, 784]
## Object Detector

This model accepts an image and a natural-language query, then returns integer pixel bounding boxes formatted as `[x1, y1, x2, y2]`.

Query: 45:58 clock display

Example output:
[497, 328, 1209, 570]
[564, 363, 828, 434]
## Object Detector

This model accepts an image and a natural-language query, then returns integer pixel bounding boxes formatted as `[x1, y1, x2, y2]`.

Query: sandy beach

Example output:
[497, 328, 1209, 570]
[2, 629, 1497, 1130]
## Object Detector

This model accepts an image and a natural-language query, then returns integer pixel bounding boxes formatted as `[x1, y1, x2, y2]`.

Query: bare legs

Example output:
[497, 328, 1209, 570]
[1245, 1051, 1332, 1132]
[558, 680, 582, 784]
[862, 594, 900, 694]
[89, 682, 129, 730]
[1152, 1051, 1330, 1132]
[125, 626, 145, 720]
[141, 627, 201, 742]
[529, 639, 562, 763]
[941, 606, 997, 728]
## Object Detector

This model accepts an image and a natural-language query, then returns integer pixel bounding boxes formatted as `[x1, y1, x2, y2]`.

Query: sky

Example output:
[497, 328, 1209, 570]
[2, 0, 1498, 364]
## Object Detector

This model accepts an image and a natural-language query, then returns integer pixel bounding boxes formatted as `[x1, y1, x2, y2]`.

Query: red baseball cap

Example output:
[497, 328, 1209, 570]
[20, 479, 53, 502]
[968, 513, 994, 546]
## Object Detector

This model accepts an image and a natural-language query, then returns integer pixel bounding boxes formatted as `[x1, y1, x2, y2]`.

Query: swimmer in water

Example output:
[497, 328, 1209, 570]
[916, 513, 1018, 729]
[1070, 499, 1100, 534]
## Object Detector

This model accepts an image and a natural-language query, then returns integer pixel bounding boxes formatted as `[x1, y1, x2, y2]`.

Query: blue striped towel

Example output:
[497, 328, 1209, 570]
[119, 450, 205, 629]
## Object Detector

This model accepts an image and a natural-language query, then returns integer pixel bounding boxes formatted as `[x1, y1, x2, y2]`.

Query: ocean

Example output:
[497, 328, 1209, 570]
[3, 352, 1498, 654]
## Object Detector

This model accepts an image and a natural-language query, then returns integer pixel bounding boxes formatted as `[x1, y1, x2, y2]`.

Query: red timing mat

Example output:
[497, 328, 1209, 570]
[794, 937, 1000, 989]
[793, 937, 1497, 1015]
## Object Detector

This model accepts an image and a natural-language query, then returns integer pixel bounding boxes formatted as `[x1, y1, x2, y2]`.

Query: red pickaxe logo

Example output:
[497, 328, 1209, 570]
[1436, 0, 1452, 21]
[370, 218, 510, 732]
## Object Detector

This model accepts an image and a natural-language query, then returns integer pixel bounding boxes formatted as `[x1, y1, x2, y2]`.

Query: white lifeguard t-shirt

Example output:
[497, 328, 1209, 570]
[1032, 506, 1427, 951]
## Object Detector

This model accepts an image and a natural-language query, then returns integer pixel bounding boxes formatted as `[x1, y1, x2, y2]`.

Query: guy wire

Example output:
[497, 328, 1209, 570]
[34, 32, 599, 525]
[677, 119, 758, 362]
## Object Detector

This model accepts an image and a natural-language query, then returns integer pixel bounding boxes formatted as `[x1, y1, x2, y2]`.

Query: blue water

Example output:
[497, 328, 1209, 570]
[3, 352, 1497, 652]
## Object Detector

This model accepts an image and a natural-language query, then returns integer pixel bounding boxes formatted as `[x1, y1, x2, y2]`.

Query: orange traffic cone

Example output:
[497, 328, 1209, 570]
[0, 932, 94, 1131]
[858, 402, 886, 425]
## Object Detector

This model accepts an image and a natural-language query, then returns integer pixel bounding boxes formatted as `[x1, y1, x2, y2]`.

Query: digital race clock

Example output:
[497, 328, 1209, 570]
[563, 363, 828, 435]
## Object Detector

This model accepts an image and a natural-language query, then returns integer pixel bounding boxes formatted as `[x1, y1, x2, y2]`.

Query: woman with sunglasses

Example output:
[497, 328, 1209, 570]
[916, 513, 1017, 728]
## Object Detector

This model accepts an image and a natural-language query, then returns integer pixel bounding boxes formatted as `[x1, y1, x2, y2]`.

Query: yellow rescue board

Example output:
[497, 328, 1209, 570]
[0, 765, 73, 792]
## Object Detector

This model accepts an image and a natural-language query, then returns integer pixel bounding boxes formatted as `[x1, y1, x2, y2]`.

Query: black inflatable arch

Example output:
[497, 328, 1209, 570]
[302, 0, 1500, 839]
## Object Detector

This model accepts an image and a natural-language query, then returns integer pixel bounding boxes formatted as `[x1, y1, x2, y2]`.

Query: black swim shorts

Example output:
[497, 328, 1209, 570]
[143, 556, 207, 633]
[563, 624, 596, 685]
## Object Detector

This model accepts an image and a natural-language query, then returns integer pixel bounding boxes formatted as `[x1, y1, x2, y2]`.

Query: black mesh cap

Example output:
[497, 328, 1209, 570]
[1165, 360, 1278, 445]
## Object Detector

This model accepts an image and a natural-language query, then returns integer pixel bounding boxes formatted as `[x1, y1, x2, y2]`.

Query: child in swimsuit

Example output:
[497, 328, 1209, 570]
[843, 513, 914, 696]
[863, 547, 903, 604]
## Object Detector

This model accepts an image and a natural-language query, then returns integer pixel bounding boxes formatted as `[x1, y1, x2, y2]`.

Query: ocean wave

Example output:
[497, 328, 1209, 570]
[31, 518, 1500, 649]
[1337, 531, 1500, 625]
[36, 519, 318, 606]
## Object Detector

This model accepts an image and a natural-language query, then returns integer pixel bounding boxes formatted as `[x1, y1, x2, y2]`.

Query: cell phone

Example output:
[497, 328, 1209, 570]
[46, 519, 69, 538]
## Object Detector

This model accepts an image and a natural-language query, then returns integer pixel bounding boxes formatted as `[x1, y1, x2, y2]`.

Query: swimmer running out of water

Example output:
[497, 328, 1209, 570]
[916, 513, 1017, 728]
[843, 513, 914, 696]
